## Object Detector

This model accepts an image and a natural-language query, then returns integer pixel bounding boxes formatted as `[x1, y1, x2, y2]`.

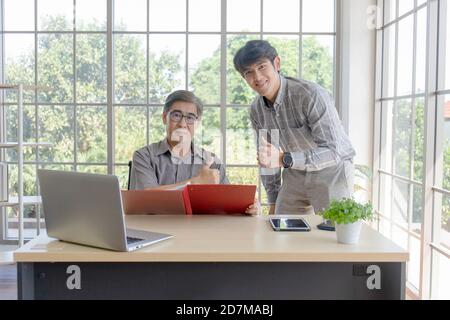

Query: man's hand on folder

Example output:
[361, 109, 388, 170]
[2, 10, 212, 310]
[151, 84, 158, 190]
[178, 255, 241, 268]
[245, 198, 260, 216]
[191, 158, 220, 185]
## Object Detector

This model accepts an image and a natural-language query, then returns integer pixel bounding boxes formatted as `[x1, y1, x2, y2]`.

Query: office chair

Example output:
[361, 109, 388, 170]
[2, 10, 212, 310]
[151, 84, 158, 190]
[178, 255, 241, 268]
[127, 160, 132, 190]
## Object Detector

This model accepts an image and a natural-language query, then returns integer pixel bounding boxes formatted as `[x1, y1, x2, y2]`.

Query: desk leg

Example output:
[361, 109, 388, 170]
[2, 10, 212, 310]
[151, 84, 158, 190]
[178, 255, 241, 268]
[18, 262, 406, 300]
[17, 263, 35, 300]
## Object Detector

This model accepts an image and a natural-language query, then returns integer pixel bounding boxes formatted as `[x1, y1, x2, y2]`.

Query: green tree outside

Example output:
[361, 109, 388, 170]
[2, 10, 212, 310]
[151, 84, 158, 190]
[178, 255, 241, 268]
[4, 15, 448, 233]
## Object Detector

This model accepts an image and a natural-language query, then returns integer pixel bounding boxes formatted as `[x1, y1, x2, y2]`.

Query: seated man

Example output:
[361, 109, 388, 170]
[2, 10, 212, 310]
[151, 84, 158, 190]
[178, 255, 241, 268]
[130, 90, 258, 214]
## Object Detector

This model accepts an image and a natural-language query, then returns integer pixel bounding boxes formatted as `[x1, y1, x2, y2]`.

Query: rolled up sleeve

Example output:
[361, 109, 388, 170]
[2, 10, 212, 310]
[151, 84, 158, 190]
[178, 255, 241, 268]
[290, 87, 341, 172]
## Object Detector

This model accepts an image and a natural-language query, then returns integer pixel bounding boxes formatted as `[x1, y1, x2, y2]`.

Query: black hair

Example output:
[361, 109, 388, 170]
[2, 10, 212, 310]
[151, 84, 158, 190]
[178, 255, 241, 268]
[233, 40, 278, 75]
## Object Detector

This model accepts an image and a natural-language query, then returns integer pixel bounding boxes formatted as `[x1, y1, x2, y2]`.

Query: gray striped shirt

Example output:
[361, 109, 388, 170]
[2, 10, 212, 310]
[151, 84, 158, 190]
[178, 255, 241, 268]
[130, 139, 229, 190]
[250, 75, 356, 203]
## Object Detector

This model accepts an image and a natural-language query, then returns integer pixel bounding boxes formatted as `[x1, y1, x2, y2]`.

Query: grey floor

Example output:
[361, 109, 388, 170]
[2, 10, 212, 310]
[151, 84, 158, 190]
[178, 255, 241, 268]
[0, 264, 17, 300]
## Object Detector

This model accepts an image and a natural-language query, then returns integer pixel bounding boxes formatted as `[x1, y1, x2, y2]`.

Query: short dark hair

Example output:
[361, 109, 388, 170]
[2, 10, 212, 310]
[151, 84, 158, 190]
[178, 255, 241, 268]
[233, 40, 278, 75]
[163, 90, 204, 117]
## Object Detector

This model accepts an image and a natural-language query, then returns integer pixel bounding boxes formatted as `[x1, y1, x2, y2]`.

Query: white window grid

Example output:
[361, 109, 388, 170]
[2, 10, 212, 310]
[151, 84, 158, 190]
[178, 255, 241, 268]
[0, 1, 338, 242]
[374, 0, 450, 299]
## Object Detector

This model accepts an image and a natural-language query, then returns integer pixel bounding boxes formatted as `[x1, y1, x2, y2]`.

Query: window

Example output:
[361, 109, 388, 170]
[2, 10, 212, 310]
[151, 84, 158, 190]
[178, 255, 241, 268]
[0, 0, 337, 239]
[375, 0, 450, 299]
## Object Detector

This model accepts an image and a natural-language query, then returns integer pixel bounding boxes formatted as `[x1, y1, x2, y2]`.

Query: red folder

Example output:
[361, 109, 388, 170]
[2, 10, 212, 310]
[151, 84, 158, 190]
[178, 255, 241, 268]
[121, 189, 186, 215]
[122, 184, 256, 215]
[183, 184, 256, 215]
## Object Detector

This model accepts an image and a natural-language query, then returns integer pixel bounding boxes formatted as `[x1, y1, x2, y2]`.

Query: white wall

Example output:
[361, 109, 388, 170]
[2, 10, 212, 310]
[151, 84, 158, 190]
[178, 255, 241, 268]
[339, 0, 377, 201]
[340, 0, 376, 168]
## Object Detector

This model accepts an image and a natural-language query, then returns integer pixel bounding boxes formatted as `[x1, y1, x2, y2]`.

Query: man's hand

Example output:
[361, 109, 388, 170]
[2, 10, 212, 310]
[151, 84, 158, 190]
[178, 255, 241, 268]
[245, 198, 260, 216]
[191, 158, 220, 184]
[257, 136, 284, 169]
[268, 204, 276, 215]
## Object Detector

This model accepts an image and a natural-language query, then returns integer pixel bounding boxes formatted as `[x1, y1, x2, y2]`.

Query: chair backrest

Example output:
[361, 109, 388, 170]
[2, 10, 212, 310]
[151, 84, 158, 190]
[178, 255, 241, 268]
[127, 161, 132, 190]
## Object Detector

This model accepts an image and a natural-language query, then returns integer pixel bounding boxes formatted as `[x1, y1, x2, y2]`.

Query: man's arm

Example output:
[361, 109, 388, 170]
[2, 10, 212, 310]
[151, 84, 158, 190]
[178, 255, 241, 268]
[131, 150, 189, 190]
[251, 110, 281, 208]
[145, 180, 193, 190]
[290, 86, 347, 172]
[146, 161, 221, 190]
[132, 149, 221, 190]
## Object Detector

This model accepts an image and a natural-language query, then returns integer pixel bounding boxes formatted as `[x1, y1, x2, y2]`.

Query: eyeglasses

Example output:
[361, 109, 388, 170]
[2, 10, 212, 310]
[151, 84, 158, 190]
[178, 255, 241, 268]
[169, 110, 199, 125]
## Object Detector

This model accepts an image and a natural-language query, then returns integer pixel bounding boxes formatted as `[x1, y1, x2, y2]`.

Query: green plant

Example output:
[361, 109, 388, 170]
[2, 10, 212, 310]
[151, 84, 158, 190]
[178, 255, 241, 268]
[322, 198, 374, 225]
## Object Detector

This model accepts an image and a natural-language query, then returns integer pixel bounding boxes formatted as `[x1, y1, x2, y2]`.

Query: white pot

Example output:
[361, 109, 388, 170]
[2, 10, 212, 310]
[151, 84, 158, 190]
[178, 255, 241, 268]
[335, 221, 362, 244]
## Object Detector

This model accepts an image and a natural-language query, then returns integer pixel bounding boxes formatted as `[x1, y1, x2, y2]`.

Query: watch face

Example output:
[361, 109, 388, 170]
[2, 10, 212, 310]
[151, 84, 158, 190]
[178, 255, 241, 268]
[283, 153, 293, 168]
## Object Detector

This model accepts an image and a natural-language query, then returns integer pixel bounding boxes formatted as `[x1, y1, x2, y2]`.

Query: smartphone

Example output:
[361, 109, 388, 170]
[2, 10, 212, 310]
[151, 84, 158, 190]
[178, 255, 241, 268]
[269, 217, 311, 232]
[317, 220, 336, 231]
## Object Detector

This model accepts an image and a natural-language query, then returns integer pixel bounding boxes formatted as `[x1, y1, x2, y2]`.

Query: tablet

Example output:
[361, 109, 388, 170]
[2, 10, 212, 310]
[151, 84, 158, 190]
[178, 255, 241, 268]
[269, 217, 311, 232]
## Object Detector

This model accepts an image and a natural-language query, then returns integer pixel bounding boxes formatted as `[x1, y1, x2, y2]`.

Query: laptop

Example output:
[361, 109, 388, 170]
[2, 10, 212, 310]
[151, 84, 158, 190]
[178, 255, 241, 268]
[37, 169, 173, 252]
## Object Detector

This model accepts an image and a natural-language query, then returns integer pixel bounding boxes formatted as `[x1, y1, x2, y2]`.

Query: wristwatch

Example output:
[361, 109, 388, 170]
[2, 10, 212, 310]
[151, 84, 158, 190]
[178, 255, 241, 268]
[282, 152, 293, 169]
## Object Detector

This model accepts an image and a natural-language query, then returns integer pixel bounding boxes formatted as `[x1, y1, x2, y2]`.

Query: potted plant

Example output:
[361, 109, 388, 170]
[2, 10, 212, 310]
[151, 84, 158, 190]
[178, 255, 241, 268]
[322, 198, 374, 244]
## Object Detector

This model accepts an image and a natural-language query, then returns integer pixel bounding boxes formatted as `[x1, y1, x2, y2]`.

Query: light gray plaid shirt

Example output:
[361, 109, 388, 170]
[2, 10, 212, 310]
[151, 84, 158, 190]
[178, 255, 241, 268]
[250, 75, 356, 203]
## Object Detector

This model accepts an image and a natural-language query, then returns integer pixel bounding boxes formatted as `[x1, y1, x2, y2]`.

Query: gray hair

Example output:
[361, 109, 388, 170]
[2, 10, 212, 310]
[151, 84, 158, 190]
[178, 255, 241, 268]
[163, 90, 204, 117]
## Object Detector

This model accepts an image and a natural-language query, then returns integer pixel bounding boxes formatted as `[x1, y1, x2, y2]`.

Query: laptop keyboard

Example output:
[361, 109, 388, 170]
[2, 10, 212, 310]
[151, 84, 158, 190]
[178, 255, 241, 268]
[126, 236, 144, 245]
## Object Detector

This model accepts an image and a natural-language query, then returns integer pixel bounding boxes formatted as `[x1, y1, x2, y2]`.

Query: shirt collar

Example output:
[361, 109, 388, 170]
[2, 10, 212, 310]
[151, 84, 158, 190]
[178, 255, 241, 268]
[155, 139, 172, 156]
[261, 74, 286, 110]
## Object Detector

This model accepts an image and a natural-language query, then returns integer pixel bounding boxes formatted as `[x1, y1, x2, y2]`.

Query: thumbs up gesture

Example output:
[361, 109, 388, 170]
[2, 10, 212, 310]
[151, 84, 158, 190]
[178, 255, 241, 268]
[192, 157, 220, 185]
[257, 136, 284, 169]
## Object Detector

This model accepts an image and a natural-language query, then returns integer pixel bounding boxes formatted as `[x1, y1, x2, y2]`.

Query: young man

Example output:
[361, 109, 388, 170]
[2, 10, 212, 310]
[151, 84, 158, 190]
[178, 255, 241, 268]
[234, 40, 356, 215]
[130, 90, 258, 215]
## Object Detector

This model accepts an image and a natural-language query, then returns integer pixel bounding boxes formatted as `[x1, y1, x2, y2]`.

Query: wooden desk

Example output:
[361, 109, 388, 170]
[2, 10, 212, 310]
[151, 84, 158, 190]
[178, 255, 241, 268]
[15, 215, 408, 300]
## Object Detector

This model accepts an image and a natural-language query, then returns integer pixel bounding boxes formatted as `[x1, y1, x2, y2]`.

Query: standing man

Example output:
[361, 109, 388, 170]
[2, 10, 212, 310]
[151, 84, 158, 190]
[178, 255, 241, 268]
[233, 40, 356, 215]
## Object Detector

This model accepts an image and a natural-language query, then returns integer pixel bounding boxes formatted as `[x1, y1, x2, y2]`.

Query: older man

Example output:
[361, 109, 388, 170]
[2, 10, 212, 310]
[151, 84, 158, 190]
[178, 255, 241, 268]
[130, 90, 258, 215]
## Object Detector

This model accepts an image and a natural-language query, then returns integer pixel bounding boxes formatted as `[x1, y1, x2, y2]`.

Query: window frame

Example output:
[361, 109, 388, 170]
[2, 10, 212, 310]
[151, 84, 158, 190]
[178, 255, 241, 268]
[374, 0, 450, 300]
[0, 0, 339, 242]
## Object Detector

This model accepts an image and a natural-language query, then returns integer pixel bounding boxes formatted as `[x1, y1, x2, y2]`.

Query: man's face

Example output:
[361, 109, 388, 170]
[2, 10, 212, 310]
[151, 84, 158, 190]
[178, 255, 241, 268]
[242, 57, 281, 100]
[163, 100, 200, 147]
